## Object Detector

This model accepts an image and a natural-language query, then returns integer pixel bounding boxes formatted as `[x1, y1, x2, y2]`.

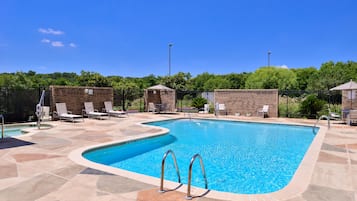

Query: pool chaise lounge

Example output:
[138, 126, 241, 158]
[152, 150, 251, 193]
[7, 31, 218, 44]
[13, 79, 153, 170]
[84, 102, 108, 119]
[55, 102, 83, 122]
[104, 101, 127, 117]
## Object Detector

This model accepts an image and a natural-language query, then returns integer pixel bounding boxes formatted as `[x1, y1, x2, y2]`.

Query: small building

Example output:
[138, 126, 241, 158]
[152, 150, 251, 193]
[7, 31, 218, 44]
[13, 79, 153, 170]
[144, 85, 176, 113]
[214, 89, 279, 117]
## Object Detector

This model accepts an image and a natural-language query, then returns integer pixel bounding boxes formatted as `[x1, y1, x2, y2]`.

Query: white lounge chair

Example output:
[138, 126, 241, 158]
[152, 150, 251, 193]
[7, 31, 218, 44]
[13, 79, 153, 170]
[215, 103, 227, 115]
[104, 101, 127, 117]
[199, 104, 209, 114]
[257, 105, 269, 118]
[55, 103, 83, 122]
[148, 102, 158, 113]
[328, 108, 341, 120]
[41, 106, 52, 121]
[84, 102, 108, 119]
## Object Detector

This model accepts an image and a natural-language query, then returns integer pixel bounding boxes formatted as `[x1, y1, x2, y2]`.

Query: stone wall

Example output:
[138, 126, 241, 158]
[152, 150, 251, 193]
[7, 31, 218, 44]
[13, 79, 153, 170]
[214, 89, 279, 117]
[50, 86, 113, 117]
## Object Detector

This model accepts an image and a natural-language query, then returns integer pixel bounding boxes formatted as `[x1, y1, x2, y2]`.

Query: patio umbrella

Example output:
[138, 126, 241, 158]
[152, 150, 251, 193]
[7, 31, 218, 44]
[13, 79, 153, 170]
[330, 79, 357, 109]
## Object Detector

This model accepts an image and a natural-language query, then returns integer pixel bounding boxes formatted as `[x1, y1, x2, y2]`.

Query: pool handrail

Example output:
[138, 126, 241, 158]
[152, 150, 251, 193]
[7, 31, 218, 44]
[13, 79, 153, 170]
[186, 153, 208, 200]
[159, 149, 181, 193]
[0, 114, 4, 139]
[314, 115, 330, 133]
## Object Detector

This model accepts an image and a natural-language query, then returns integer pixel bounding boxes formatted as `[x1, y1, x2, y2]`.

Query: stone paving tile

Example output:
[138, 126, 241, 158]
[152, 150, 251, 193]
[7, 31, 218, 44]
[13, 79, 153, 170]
[81, 168, 114, 175]
[0, 173, 67, 201]
[0, 137, 34, 149]
[97, 174, 156, 194]
[286, 196, 306, 201]
[302, 185, 355, 201]
[0, 163, 17, 179]
[311, 162, 354, 191]
[317, 151, 348, 164]
[12, 153, 62, 162]
[72, 132, 113, 143]
[51, 164, 87, 179]
[321, 143, 348, 153]
[31, 136, 72, 150]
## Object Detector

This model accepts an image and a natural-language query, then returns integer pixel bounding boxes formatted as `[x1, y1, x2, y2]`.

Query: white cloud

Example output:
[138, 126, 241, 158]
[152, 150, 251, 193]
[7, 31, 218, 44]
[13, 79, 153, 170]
[69, 43, 77, 48]
[41, 38, 51, 43]
[38, 28, 64, 35]
[279, 65, 289, 69]
[51, 41, 64, 47]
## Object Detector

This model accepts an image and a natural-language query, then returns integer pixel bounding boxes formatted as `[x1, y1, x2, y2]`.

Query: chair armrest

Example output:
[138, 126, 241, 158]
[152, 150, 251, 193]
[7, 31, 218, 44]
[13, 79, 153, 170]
[67, 111, 73, 114]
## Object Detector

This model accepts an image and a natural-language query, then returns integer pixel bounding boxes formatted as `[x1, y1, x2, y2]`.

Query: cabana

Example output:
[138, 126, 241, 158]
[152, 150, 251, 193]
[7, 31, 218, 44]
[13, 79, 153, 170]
[144, 84, 176, 113]
[330, 79, 357, 121]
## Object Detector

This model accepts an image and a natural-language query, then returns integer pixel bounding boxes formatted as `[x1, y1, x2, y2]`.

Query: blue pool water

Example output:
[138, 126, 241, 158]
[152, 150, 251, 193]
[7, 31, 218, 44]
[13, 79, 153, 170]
[3, 126, 30, 137]
[84, 119, 316, 194]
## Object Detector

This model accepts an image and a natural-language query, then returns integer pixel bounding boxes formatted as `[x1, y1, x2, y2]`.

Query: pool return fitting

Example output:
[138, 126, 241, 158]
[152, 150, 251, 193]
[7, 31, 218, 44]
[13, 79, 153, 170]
[159, 150, 208, 200]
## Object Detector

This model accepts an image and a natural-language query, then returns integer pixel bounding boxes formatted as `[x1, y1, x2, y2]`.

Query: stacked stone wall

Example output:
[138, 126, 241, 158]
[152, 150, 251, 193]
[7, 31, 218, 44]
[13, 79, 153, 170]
[50, 86, 113, 117]
[214, 89, 279, 117]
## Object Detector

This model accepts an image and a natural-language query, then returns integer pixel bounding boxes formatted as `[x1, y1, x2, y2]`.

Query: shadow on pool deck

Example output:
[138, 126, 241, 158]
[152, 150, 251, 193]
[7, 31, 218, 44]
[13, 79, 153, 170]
[0, 137, 34, 149]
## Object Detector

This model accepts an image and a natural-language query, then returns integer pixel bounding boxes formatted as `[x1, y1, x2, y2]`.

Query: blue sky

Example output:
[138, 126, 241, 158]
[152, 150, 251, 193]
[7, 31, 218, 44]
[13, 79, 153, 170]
[1, 0, 356, 77]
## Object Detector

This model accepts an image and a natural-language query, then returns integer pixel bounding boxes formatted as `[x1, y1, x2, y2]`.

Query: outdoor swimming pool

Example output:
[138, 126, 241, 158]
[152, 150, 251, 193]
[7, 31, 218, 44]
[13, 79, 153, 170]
[83, 119, 317, 194]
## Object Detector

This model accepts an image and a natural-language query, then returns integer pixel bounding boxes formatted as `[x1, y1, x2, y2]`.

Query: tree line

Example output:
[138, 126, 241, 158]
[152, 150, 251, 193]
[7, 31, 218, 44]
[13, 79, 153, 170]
[1, 61, 357, 92]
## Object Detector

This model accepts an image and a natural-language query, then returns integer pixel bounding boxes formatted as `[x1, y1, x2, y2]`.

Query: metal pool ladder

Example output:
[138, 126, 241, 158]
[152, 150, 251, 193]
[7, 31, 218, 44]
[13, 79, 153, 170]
[159, 150, 181, 193]
[0, 114, 4, 139]
[186, 154, 208, 200]
[314, 115, 330, 133]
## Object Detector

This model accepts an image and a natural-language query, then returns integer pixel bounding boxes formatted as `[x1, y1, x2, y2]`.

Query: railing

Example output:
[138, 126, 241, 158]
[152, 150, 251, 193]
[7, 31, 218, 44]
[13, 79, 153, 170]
[36, 90, 46, 129]
[186, 154, 208, 200]
[0, 114, 4, 139]
[159, 150, 181, 193]
[314, 115, 330, 133]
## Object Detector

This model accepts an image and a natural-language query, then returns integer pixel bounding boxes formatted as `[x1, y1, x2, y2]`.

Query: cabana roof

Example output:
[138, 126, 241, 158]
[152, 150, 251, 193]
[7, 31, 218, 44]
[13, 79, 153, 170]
[147, 84, 173, 90]
[330, 80, 357, 91]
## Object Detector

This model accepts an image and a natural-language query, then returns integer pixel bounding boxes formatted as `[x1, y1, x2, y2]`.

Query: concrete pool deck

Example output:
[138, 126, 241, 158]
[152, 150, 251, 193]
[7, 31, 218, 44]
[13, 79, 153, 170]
[0, 113, 356, 201]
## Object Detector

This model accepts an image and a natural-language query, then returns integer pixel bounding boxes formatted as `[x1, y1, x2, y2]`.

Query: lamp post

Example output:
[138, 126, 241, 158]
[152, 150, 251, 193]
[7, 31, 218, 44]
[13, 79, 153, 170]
[168, 43, 173, 76]
[267, 50, 271, 67]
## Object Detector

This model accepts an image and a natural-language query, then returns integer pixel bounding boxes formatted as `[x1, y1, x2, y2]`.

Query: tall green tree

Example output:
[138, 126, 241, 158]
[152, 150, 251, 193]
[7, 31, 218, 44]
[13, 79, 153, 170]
[245, 67, 297, 90]
[203, 76, 231, 91]
[190, 72, 215, 91]
[291, 67, 318, 91]
[77, 71, 110, 87]
[161, 72, 192, 91]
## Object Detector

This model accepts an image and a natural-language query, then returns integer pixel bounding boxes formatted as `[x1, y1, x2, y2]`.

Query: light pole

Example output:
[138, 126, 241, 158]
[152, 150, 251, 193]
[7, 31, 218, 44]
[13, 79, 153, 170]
[168, 43, 173, 76]
[267, 50, 271, 67]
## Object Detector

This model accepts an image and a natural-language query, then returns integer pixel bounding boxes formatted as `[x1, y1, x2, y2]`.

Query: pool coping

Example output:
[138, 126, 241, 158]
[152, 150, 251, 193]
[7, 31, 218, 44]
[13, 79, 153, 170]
[68, 117, 327, 201]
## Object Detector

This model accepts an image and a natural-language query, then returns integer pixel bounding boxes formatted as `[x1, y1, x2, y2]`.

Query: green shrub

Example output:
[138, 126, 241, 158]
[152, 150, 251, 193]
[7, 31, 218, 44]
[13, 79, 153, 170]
[299, 95, 326, 119]
[191, 97, 207, 109]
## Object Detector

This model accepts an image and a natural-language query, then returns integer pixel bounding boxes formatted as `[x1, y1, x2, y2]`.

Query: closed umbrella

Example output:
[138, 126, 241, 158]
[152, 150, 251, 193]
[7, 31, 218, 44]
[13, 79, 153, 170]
[330, 79, 357, 109]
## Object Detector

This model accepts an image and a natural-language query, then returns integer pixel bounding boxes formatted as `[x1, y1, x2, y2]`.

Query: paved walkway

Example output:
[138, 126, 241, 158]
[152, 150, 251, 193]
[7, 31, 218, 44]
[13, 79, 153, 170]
[0, 113, 356, 201]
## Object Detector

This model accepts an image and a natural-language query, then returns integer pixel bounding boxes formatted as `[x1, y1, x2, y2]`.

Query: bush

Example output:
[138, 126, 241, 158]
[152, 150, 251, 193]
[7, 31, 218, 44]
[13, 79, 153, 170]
[299, 95, 326, 119]
[191, 97, 207, 109]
